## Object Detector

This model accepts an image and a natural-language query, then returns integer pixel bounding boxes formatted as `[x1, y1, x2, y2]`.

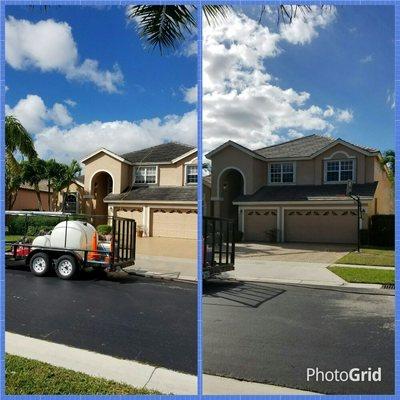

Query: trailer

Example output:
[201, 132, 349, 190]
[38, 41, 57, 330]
[5, 211, 136, 280]
[203, 216, 235, 280]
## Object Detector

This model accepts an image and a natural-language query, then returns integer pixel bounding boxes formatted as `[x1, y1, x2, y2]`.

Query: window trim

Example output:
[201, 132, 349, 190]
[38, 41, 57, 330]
[133, 165, 158, 185]
[324, 159, 356, 184]
[268, 162, 296, 185]
[185, 164, 198, 185]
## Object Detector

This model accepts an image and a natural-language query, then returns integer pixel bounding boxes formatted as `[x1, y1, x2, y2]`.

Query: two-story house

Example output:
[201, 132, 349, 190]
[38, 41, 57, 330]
[206, 134, 393, 244]
[80, 142, 197, 239]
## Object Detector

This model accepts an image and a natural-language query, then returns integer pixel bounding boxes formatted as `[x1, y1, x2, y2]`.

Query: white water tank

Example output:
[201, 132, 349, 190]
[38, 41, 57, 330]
[50, 220, 97, 252]
[32, 234, 51, 248]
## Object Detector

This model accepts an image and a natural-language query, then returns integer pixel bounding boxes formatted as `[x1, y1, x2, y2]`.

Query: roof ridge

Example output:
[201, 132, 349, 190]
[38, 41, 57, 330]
[120, 141, 194, 157]
[255, 134, 332, 152]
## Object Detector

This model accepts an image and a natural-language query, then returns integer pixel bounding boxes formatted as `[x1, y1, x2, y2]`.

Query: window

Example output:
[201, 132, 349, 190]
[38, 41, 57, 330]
[325, 160, 354, 182]
[135, 166, 157, 184]
[269, 163, 294, 184]
[186, 165, 197, 184]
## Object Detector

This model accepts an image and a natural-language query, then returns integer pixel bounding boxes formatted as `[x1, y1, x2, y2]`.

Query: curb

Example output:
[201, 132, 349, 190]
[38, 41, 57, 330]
[213, 276, 384, 290]
[6, 332, 197, 395]
[122, 268, 197, 283]
[203, 374, 318, 395]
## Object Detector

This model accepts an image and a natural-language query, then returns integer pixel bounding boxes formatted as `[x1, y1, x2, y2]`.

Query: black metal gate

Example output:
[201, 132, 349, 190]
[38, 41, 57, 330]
[111, 217, 136, 268]
[203, 216, 235, 278]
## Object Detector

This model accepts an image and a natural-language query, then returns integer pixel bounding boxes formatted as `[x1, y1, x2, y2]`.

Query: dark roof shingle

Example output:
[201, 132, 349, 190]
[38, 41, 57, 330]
[121, 142, 195, 164]
[235, 182, 378, 203]
[255, 134, 378, 159]
[104, 186, 196, 202]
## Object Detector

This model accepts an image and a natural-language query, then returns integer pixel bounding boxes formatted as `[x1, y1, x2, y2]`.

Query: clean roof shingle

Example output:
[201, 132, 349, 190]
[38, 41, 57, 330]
[234, 182, 378, 202]
[104, 186, 196, 202]
[120, 142, 195, 163]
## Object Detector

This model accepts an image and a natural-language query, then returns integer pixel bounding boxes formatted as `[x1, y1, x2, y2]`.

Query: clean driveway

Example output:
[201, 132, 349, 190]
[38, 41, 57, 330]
[203, 280, 394, 394]
[222, 243, 351, 285]
[6, 264, 197, 374]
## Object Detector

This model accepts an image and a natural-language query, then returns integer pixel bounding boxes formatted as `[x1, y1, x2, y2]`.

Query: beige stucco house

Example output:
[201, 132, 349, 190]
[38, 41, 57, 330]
[80, 142, 198, 239]
[206, 134, 393, 244]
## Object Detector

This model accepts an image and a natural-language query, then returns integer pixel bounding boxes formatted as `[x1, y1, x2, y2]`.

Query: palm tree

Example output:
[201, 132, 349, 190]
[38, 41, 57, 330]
[127, 5, 323, 52]
[5, 115, 37, 209]
[21, 158, 47, 211]
[44, 159, 62, 211]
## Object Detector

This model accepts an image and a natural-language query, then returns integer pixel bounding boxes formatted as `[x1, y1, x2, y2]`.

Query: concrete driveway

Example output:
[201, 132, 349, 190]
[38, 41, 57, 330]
[236, 242, 351, 263]
[222, 243, 352, 286]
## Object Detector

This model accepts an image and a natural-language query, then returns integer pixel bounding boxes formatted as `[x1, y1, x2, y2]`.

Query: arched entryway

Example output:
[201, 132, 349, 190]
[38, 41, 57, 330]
[90, 171, 113, 223]
[218, 168, 244, 226]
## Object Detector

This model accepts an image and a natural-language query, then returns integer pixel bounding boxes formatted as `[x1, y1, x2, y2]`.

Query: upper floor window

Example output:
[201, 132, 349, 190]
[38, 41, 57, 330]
[185, 165, 197, 184]
[325, 160, 354, 183]
[269, 162, 294, 184]
[135, 166, 157, 184]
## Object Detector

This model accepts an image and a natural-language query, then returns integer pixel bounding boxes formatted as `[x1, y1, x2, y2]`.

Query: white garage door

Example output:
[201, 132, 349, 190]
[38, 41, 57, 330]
[285, 209, 358, 244]
[151, 209, 197, 239]
[244, 209, 278, 242]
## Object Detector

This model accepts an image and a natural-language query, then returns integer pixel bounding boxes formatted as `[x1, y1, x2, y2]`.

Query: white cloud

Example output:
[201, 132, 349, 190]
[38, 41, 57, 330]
[6, 94, 73, 133]
[360, 54, 373, 63]
[279, 6, 337, 45]
[386, 90, 395, 110]
[5, 86, 9, 92]
[336, 109, 353, 122]
[182, 85, 197, 104]
[34, 110, 197, 163]
[182, 40, 197, 57]
[287, 129, 304, 139]
[64, 99, 77, 107]
[6, 16, 124, 93]
[203, 9, 343, 154]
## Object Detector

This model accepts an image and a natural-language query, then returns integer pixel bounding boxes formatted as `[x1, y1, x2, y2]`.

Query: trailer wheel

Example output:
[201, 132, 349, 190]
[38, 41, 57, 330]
[29, 252, 51, 276]
[55, 255, 78, 280]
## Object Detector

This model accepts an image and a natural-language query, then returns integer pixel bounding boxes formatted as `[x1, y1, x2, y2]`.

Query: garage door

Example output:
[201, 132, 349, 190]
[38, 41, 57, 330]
[244, 210, 278, 242]
[285, 209, 357, 244]
[116, 208, 143, 226]
[151, 209, 197, 239]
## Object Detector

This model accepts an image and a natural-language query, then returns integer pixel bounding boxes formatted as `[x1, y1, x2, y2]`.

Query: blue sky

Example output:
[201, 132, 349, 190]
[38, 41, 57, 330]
[203, 5, 394, 154]
[5, 5, 197, 162]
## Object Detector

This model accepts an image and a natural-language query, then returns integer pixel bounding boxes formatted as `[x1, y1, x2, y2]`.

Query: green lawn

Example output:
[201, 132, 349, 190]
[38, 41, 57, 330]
[328, 266, 394, 285]
[6, 354, 160, 395]
[336, 247, 394, 267]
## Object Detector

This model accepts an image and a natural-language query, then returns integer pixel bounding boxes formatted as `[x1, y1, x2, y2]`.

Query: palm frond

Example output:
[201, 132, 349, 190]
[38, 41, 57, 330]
[201, 5, 231, 26]
[127, 5, 196, 52]
[5, 115, 37, 159]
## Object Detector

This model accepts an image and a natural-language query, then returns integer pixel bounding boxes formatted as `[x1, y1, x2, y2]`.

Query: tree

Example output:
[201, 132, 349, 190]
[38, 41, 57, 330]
[20, 158, 47, 211]
[44, 159, 61, 211]
[5, 115, 37, 209]
[382, 150, 395, 183]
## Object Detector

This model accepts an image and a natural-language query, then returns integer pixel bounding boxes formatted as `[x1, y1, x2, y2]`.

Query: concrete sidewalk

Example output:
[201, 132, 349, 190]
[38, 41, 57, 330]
[124, 254, 197, 282]
[221, 258, 346, 286]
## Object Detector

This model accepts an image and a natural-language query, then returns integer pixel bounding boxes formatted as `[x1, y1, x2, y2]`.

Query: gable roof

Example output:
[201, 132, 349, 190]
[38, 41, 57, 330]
[207, 134, 379, 162]
[81, 148, 133, 165]
[121, 142, 196, 164]
[255, 134, 379, 159]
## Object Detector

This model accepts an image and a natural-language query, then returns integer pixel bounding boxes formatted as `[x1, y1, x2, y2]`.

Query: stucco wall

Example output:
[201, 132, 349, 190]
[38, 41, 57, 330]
[83, 152, 126, 194]
[11, 189, 50, 211]
[158, 153, 197, 186]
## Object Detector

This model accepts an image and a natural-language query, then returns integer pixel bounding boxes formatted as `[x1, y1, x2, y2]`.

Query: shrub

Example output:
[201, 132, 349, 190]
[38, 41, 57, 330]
[7, 215, 60, 235]
[369, 215, 394, 248]
[97, 224, 112, 235]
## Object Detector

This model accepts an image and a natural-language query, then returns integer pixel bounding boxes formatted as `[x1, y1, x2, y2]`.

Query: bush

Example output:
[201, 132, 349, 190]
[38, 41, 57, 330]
[97, 224, 112, 235]
[369, 215, 394, 248]
[7, 215, 60, 236]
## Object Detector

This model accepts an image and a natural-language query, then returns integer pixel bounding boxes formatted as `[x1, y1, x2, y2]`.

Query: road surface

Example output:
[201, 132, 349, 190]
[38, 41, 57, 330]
[6, 264, 197, 374]
[203, 280, 394, 394]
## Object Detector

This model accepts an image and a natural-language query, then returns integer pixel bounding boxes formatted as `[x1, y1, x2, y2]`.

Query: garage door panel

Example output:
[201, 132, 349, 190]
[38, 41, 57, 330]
[285, 209, 357, 244]
[151, 209, 197, 239]
[116, 209, 143, 226]
[244, 210, 277, 242]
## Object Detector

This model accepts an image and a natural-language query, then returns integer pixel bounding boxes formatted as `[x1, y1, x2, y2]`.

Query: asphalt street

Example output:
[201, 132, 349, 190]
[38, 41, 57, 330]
[6, 263, 197, 374]
[203, 280, 394, 394]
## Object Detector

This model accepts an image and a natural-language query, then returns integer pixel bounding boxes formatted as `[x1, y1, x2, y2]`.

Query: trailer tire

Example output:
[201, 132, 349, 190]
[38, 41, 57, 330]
[29, 252, 51, 276]
[55, 255, 78, 280]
